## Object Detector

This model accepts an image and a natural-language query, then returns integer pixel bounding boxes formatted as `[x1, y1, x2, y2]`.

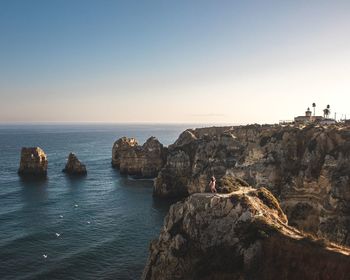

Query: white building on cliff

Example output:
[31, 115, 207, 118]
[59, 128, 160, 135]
[294, 105, 336, 125]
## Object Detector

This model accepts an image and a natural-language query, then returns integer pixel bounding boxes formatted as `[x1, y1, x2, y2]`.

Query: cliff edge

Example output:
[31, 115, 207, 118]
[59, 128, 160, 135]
[143, 186, 350, 280]
[154, 124, 350, 245]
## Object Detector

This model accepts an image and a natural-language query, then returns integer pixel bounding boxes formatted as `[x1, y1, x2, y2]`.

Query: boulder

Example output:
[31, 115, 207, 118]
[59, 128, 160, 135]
[18, 147, 48, 178]
[62, 153, 87, 176]
[143, 186, 350, 280]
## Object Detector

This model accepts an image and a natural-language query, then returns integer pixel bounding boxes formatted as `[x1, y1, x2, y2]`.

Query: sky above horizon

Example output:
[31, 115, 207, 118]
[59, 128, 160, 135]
[1, 0, 350, 124]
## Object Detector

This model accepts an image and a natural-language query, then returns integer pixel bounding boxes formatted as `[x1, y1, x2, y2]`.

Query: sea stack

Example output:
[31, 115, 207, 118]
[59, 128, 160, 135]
[62, 153, 87, 176]
[112, 137, 138, 169]
[112, 136, 167, 178]
[18, 147, 48, 178]
[143, 185, 350, 280]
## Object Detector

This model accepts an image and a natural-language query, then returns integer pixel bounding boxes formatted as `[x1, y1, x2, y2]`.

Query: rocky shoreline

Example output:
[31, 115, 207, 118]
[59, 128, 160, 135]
[114, 123, 350, 247]
[108, 123, 350, 278]
[17, 123, 350, 278]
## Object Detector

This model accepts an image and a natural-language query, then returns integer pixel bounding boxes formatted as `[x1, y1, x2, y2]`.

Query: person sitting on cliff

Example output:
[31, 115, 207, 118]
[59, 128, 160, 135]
[209, 176, 217, 193]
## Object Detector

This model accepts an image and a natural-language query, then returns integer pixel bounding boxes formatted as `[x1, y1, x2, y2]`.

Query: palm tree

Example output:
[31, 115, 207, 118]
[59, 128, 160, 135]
[312, 103, 316, 116]
[323, 105, 331, 118]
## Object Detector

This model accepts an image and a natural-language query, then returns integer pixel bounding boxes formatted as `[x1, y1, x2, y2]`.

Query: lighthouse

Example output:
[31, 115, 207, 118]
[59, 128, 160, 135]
[305, 107, 312, 117]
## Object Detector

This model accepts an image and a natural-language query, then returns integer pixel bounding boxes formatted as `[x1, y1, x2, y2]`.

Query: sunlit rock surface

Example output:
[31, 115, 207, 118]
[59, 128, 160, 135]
[154, 124, 350, 245]
[112, 136, 167, 178]
[143, 186, 350, 280]
[18, 147, 48, 178]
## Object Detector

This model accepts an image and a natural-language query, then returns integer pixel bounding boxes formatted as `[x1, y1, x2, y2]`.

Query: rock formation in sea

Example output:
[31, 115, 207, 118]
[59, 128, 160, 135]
[143, 185, 350, 280]
[18, 147, 48, 178]
[112, 136, 167, 178]
[112, 137, 138, 168]
[62, 153, 87, 175]
[153, 124, 350, 246]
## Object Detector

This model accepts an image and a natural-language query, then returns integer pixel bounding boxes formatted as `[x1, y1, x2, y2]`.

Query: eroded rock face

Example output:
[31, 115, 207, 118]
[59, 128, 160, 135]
[62, 153, 87, 175]
[154, 129, 244, 197]
[112, 137, 138, 169]
[18, 147, 48, 178]
[143, 187, 350, 280]
[154, 124, 350, 245]
[112, 136, 167, 178]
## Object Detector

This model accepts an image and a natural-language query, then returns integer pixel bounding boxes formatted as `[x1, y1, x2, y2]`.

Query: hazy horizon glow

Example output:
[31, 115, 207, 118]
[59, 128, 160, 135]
[1, 0, 350, 124]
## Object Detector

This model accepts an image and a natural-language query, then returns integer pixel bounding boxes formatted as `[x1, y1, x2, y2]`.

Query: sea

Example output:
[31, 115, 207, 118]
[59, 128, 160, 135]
[0, 123, 195, 280]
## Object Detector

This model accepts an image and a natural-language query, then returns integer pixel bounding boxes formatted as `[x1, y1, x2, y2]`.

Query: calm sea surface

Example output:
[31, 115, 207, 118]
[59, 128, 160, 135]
[0, 124, 193, 280]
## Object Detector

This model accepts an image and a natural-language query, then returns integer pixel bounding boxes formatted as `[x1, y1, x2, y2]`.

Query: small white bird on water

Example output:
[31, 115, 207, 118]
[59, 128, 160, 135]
[43, 254, 48, 259]
[74, 204, 78, 208]
[59, 215, 63, 218]
[55, 233, 61, 237]
[87, 221, 91, 224]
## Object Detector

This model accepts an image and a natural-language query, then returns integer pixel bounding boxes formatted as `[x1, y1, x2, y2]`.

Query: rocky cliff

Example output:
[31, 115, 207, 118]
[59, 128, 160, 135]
[143, 186, 350, 280]
[18, 147, 48, 178]
[112, 136, 167, 178]
[154, 124, 350, 245]
[62, 153, 87, 175]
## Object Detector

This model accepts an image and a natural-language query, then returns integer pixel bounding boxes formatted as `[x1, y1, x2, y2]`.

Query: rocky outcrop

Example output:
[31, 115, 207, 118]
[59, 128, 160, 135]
[112, 137, 138, 169]
[154, 124, 350, 246]
[143, 186, 350, 280]
[18, 147, 48, 178]
[112, 136, 167, 178]
[62, 153, 87, 175]
[154, 129, 242, 197]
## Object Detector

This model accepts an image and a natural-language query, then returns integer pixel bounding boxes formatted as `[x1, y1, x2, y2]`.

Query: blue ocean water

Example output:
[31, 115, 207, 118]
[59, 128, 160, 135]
[0, 124, 191, 280]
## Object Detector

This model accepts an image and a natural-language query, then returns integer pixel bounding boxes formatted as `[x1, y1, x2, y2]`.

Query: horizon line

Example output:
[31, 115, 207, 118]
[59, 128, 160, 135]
[0, 121, 249, 126]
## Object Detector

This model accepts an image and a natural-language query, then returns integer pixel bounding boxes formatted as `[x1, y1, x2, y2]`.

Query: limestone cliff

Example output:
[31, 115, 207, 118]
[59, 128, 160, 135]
[143, 187, 350, 280]
[112, 136, 167, 178]
[112, 137, 138, 169]
[154, 124, 350, 245]
[62, 153, 87, 175]
[18, 147, 48, 178]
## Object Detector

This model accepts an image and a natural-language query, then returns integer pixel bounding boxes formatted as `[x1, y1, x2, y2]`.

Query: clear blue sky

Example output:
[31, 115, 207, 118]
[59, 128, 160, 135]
[1, 0, 350, 123]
